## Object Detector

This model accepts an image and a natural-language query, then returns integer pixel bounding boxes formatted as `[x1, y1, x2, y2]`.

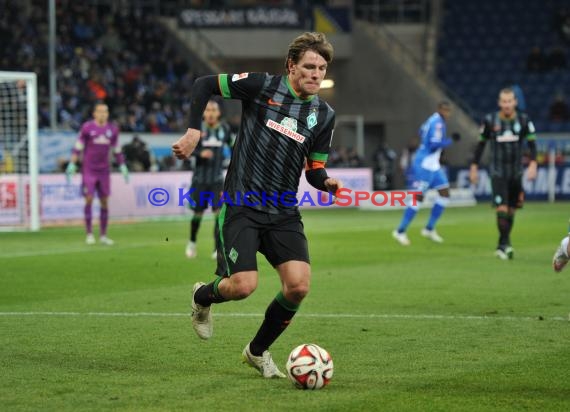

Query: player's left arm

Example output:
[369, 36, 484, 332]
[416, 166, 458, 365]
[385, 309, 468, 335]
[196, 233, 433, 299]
[305, 112, 342, 194]
[426, 120, 452, 151]
[111, 126, 129, 183]
[525, 117, 538, 181]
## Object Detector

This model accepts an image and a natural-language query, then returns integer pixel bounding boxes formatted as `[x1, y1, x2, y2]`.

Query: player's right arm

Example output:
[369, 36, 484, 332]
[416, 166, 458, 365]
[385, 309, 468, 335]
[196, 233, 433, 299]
[470, 116, 491, 184]
[172, 73, 265, 159]
[66, 124, 87, 180]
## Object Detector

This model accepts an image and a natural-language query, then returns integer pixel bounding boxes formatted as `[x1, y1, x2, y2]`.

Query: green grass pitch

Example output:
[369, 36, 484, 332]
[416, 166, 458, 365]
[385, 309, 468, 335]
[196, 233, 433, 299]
[1, 203, 570, 411]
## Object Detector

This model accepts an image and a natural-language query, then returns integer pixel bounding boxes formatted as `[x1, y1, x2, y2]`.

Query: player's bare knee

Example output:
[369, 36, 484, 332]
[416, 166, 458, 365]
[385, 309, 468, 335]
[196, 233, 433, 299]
[229, 274, 257, 300]
[496, 205, 508, 213]
[290, 285, 310, 302]
[284, 278, 310, 303]
[439, 188, 450, 198]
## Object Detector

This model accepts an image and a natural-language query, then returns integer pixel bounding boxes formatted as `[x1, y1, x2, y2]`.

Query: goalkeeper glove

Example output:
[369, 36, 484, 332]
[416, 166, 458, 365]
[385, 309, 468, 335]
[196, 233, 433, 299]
[120, 164, 129, 183]
[65, 162, 77, 184]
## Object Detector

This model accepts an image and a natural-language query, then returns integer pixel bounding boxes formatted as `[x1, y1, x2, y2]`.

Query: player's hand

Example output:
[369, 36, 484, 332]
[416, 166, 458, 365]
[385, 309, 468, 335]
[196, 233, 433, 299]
[172, 128, 201, 159]
[200, 149, 214, 159]
[324, 177, 343, 195]
[120, 164, 129, 184]
[469, 164, 478, 185]
[527, 160, 537, 181]
[65, 162, 77, 184]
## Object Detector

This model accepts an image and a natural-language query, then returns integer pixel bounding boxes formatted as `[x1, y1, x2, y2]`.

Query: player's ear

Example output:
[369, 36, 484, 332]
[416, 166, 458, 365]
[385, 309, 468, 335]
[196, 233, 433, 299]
[287, 58, 295, 74]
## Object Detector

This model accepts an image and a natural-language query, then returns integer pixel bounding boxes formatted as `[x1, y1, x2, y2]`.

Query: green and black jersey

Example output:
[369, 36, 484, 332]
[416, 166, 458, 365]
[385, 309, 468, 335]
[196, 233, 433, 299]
[191, 122, 232, 185]
[216, 72, 335, 214]
[479, 111, 537, 178]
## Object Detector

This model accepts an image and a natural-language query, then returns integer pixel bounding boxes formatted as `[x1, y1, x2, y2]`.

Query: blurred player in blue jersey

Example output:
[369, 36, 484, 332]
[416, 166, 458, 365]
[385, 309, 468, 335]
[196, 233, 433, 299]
[393, 101, 458, 246]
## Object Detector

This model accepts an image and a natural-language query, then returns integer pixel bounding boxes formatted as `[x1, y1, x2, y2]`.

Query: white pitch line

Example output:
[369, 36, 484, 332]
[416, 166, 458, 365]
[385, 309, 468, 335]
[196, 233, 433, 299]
[0, 311, 566, 322]
[0, 242, 159, 258]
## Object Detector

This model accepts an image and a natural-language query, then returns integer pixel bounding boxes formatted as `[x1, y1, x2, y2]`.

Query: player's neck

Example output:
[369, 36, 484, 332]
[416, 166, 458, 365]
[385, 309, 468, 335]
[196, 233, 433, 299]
[94, 120, 107, 127]
[206, 122, 219, 129]
[286, 75, 312, 100]
[499, 111, 516, 120]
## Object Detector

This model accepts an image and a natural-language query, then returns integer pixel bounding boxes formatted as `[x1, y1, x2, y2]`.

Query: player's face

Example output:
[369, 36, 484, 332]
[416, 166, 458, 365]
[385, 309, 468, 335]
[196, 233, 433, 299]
[440, 107, 452, 121]
[93, 104, 109, 125]
[288, 50, 328, 99]
[498, 92, 517, 117]
[203, 101, 221, 126]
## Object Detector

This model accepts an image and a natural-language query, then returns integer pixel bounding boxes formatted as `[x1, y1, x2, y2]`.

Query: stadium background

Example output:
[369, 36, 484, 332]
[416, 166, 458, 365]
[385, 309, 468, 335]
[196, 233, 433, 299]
[2, 0, 570, 225]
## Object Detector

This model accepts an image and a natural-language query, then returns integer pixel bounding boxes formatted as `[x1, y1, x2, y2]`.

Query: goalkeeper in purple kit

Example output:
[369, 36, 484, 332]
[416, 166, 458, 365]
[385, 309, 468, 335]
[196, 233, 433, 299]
[66, 102, 129, 245]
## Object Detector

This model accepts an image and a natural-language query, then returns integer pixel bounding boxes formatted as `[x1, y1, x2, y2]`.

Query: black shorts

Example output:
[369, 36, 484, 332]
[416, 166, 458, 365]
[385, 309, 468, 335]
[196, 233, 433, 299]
[215, 205, 310, 277]
[491, 176, 524, 208]
[190, 182, 224, 213]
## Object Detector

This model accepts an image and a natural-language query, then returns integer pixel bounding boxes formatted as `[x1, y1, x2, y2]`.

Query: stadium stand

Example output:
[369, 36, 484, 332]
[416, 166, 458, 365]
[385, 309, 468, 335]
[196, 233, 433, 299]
[438, 0, 570, 132]
[0, 0, 200, 132]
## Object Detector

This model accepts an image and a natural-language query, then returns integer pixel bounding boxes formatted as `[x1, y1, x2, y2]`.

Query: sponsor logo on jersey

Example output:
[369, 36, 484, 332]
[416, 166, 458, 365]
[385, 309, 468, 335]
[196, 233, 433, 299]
[266, 118, 305, 143]
[307, 112, 317, 129]
[106, 129, 113, 137]
[232, 73, 249, 82]
[496, 130, 519, 143]
[202, 136, 224, 147]
[267, 98, 282, 106]
[280, 116, 297, 132]
[93, 135, 111, 145]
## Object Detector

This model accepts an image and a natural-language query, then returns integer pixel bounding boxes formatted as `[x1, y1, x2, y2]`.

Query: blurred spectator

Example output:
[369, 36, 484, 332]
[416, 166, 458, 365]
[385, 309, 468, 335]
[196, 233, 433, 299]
[372, 143, 397, 190]
[347, 147, 364, 167]
[399, 137, 419, 188]
[554, 8, 570, 44]
[510, 83, 527, 112]
[549, 93, 570, 122]
[547, 46, 567, 70]
[122, 135, 152, 172]
[327, 145, 365, 168]
[1, 1, 200, 133]
[562, 16, 570, 44]
[159, 155, 177, 172]
[526, 46, 546, 72]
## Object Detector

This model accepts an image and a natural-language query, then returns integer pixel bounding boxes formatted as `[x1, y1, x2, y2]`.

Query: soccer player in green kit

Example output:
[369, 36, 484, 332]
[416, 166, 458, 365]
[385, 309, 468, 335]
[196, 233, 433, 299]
[470, 88, 537, 259]
[172, 32, 343, 378]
